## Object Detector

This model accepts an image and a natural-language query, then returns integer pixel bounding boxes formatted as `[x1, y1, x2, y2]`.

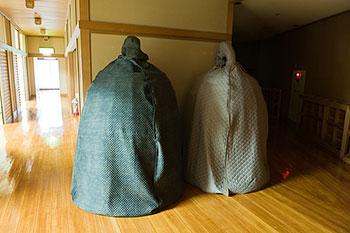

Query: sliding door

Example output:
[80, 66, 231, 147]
[13, 53, 26, 115]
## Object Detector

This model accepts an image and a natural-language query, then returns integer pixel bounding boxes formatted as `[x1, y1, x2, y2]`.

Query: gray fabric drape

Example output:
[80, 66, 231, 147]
[71, 36, 184, 217]
[185, 42, 269, 195]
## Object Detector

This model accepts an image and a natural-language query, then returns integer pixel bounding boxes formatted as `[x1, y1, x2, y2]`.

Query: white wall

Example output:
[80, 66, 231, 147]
[58, 58, 67, 94]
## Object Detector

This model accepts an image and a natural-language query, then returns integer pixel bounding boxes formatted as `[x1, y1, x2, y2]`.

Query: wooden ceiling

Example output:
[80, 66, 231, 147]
[0, 0, 67, 36]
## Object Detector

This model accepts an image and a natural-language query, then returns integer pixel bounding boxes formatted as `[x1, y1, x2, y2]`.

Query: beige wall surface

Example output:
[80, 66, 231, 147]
[90, 0, 228, 33]
[26, 36, 65, 54]
[27, 37, 67, 95]
[0, 15, 6, 44]
[258, 11, 350, 103]
[19, 33, 26, 52]
[89, 0, 230, 109]
[91, 34, 218, 107]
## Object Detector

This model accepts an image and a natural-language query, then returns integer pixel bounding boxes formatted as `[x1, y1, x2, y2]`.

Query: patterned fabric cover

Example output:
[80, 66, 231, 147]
[185, 42, 269, 195]
[71, 36, 184, 217]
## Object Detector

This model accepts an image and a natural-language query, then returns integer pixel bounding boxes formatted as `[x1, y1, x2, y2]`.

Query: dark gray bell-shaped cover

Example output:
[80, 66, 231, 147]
[71, 36, 184, 217]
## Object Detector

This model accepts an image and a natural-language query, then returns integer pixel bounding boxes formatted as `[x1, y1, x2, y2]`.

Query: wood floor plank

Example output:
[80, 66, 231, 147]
[0, 90, 350, 233]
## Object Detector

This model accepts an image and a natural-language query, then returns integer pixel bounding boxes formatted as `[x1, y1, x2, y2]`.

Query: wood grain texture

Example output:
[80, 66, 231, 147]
[78, 0, 90, 21]
[67, 52, 76, 102]
[226, 0, 234, 35]
[77, 29, 91, 110]
[0, 91, 350, 233]
[79, 20, 232, 43]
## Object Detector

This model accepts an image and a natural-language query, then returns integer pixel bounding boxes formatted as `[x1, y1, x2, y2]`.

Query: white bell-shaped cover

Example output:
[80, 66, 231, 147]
[185, 42, 269, 195]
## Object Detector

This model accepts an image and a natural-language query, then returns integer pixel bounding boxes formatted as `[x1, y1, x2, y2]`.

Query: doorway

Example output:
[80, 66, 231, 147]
[33, 58, 60, 92]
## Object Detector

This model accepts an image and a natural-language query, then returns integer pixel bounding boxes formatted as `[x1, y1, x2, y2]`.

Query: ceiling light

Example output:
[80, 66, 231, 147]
[34, 16, 41, 25]
[25, 0, 34, 9]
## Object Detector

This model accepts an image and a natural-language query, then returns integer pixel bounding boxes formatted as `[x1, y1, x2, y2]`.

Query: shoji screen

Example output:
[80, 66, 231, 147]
[13, 53, 21, 111]
[0, 49, 13, 123]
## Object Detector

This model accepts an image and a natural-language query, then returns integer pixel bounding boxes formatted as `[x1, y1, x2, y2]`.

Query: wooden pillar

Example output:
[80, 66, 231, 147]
[227, 0, 235, 39]
[67, 52, 75, 102]
[77, 29, 91, 110]
[340, 107, 350, 160]
[77, 0, 91, 110]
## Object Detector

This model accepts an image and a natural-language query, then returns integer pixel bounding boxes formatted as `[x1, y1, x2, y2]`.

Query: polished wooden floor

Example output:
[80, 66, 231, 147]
[0, 90, 349, 233]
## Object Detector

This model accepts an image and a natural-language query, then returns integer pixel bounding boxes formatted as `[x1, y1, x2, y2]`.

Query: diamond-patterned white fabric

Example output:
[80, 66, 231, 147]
[185, 42, 269, 195]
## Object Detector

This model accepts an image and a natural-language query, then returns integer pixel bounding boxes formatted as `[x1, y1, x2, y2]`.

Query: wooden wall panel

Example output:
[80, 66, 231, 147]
[77, 29, 91, 109]
[67, 51, 75, 101]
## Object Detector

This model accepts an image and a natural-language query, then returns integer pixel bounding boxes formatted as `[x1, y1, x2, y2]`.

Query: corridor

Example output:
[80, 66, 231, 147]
[0, 91, 349, 232]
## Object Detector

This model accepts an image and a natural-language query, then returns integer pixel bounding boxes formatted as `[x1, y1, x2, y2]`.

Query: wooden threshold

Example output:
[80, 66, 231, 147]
[28, 53, 65, 58]
[38, 88, 60, 91]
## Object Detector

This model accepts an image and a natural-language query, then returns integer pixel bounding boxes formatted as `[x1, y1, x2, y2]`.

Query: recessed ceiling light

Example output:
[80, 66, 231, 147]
[25, 0, 34, 9]
[34, 16, 41, 25]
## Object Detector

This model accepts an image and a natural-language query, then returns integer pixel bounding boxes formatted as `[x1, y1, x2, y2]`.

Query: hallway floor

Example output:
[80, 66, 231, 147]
[0, 90, 350, 233]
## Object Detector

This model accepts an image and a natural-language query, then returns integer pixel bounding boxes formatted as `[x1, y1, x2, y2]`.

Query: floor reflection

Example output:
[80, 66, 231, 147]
[35, 90, 64, 148]
[0, 90, 66, 196]
[19, 95, 30, 133]
[0, 125, 14, 195]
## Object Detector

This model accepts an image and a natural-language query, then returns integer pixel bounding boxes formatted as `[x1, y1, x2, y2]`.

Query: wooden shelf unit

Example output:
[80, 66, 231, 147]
[299, 94, 350, 164]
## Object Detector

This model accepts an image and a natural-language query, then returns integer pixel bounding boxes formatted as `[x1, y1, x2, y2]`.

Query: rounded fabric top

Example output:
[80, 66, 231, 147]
[215, 41, 236, 72]
[121, 36, 149, 61]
